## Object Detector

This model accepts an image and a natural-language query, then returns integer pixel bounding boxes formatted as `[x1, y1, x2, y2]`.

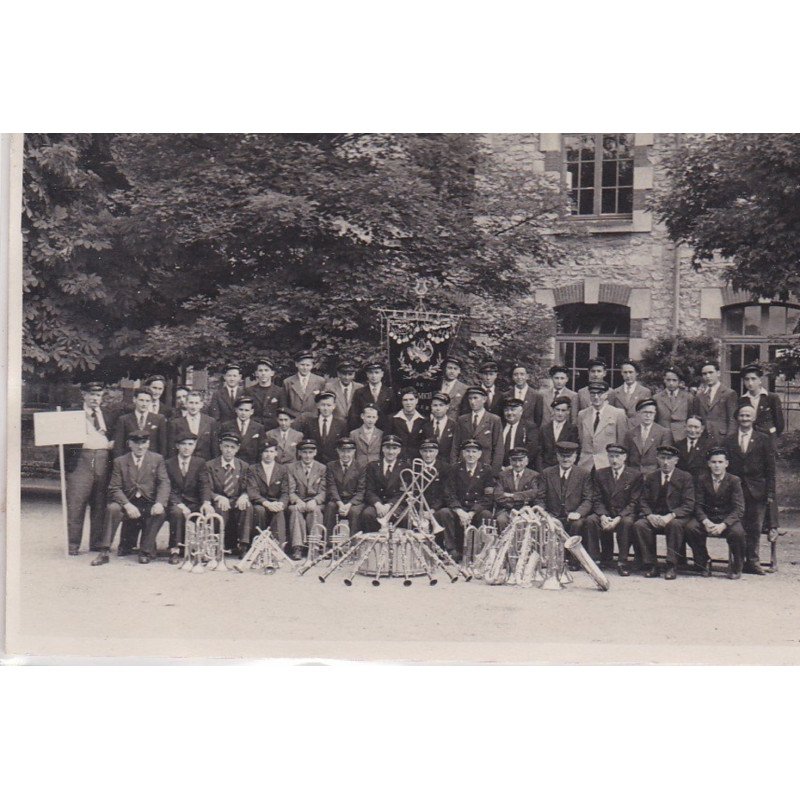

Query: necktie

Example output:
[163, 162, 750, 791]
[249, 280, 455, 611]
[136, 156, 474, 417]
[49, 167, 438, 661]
[593, 411, 600, 432]
[189, 416, 198, 434]
[740, 434, 747, 453]
[180, 459, 188, 477]
[138, 413, 145, 429]
[91, 410, 102, 432]
[504, 426, 512, 447]
[560, 470, 567, 496]
[239, 420, 244, 434]
[384, 463, 390, 477]
[322, 417, 329, 438]
[472, 413, 479, 431]
[281, 431, 287, 446]
[513, 472, 520, 491]
[223, 463, 236, 497]
[614, 469, 621, 482]
[687, 439, 693, 453]
[229, 388, 236, 403]
[434, 420, 440, 439]
[343, 385, 350, 406]
[372, 386, 380, 401]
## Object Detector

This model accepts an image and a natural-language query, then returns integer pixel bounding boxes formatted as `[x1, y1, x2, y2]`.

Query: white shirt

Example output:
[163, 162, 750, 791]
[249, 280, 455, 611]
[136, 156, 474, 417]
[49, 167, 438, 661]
[559, 468, 572, 481]
[552, 420, 565, 440]
[261, 462, 274, 484]
[186, 414, 200, 435]
[471, 409, 485, 428]
[503, 422, 519, 447]
[319, 415, 332, 435]
[743, 387, 768, 416]
[298, 375, 308, 392]
[738, 429, 753, 452]
[394, 409, 424, 432]
[706, 383, 719, 404]
[238, 419, 249, 436]
[639, 424, 652, 443]
[624, 382, 638, 395]
[179, 457, 191, 475]
[431, 416, 446, 438]
[83, 405, 109, 449]
[661, 470, 674, 486]
[441, 380, 455, 394]
[514, 385, 528, 401]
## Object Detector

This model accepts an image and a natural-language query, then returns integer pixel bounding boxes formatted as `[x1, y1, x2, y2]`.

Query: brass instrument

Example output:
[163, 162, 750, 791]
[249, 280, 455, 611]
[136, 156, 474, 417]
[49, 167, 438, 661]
[180, 510, 229, 574]
[563, 535, 610, 591]
[234, 527, 293, 575]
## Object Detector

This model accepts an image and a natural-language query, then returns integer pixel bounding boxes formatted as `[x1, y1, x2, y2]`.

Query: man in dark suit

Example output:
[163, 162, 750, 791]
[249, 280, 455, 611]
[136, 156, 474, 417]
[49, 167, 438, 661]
[740, 362, 784, 439]
[286, 439, 328, 558]
[460, 360, 504, 417]
[609, 359, 651, 429]
[541, 442, 594, 560]
[653, 367, 695, 441]
[324, 359, 363, 424]
[349, 360, 395, 432]
[500, 397, 542, 470]
[623, 398, 674, 475]
[218, 396, 265, 465]
[249, 357, 286, 431]
[634, 445, 695, 580]
[390, 386, 427, 459]
[540, 365, 579, 426]
[172, 385, 190, 419]
[296, 390, 348, 464]
[675, 415, 713, 481]
[200, 431, 253, 552]
[585, 443, 642, 575]
[91, 429, 170, 565]
[64, 381, 118, 555]
[361, 434, 409, 533]
[164, 432, 206, 564]
[493, 447, 543, 532]
[577, 359, 609, 413]
[144, 374, 171, 418]
[694, 360, 738, 442]
[113, 388, 167, 457]
[168, 390, 218, 461]
[723, 400, 777, 575]
[267, 407, 303, 466]
[439, 439, 495, 559]
[417, 438, 451, 542]
[506, 364, 544, 426]
[206, 363, 245, 424]
[421, 392, 457, 462]
[246, 437, 289, 547]
[323, 436, 365, 535]
[439, 357, 469, 421]
[684, 447, 747, 579]
[451, 386, 503, 475]
[540, 396, 580, 469]
[283, 351, 327, 421]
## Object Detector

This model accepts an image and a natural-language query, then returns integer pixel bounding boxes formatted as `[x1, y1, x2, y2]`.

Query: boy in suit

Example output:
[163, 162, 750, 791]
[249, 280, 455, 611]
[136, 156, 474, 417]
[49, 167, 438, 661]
[391, 386, 427, 459]
[506, 364, 544, 426]
[172, 385, 190, 419]
[283, 351, 327, 421]
[206, 363, 245, 424]
[349, 360, 395, 431]
[623, 398, 674, 474]
[609, 359, 652, 429]
[114, 387, 167, 457]
[500, 397, 542, 470]
[267, 407, 303, 465]
[540, 365, 578, 426]
[740, 362, 784, 439]
[653, 367, 695, 441]
[350, 403, 384, 467]
[461, 360, 504, 417]
[218, 396, 265, 464]
[144, 374, 171, 418]
[168, 390, 218, 461]
[421, 392, 456, 462]
[165, 432, 206, 564]
[296, 390, 348, 464]
[493, 447, 543, 532]
[540, 396, 580, 469]
[286, 439, 327, 558]
[246, 437, 289, 547]
[577, 381, 627, 471]
[323, 436, 365, 535]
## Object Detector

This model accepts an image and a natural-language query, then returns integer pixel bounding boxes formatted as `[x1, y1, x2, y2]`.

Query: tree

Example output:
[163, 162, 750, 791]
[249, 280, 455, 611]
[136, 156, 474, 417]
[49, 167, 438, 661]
[637, 334, 720, 390]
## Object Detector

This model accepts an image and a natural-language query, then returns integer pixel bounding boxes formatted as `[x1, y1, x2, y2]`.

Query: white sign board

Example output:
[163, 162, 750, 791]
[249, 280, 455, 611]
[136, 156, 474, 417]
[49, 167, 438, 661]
[33, 410, 88, 446]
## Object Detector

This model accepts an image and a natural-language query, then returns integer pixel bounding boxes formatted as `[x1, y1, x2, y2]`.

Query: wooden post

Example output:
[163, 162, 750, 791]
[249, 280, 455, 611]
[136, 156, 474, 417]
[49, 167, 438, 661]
[56, 406, 70, 558]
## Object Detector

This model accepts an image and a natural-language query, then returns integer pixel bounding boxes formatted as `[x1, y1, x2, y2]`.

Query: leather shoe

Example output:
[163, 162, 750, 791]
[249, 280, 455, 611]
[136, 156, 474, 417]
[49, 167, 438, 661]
[616, 563, 630, 577]
[91, 551, 109, 566]
[727, 569, 742, 580]
[237, 542, 249, 558]
[168, 552, 181, 565]
[291, 547, 304, 561]
[664, 565, 677, 580]
[644, 566, 660, 578]
[743, 561, 766, 576]
[138, 554, 151, 564]
[117, 546, 132, 557]
[68, 545, 79, 556]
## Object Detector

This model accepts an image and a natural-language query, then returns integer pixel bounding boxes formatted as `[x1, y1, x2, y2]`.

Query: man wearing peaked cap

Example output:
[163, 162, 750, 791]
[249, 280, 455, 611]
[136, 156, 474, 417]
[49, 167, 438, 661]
[452, 384, 503, 474]
[461, 359, 502, 417]
[500, 396, 542, 471]
[361, 433, 409, 532]
[164, 431, 206, 565]
[739, 362, 784, 439]
[540, 393, 580, 469]
[296, 388, 347, 464]
[440, 356, 469, 420]
[250, 356, 287, 431]
[245, 435, 289, 548]
[577, 379, 627, 471]
[493, 446, 543, 533]
[266, 406, 303, 466]
[609, 358, 652, 429]
[113, 386, 167, 458]
[623, 396, 674, 475]
[217, 395, 266, 465]
[206, 363, 246, 424]
[422, 391, 457, 461]
[349, 360, 395, 431]
[283, 350, 326, 420]
[506, 363, 544, 427]
[286, 438, 327, 559]
[577, 358, 609, 412]
[324, 358, 363, 424]
[323, 435, 365, 535]
[541, 365, 578, 427]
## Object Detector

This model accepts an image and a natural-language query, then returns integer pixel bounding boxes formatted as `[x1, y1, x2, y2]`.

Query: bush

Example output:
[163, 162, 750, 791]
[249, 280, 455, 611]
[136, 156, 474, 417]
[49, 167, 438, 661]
[638, 335, 720, 390]
[776, 429, 800, 466]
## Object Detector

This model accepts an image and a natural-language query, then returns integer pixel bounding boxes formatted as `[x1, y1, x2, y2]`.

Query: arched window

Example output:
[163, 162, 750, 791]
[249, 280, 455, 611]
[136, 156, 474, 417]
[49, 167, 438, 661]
[556, 302, 631, 390]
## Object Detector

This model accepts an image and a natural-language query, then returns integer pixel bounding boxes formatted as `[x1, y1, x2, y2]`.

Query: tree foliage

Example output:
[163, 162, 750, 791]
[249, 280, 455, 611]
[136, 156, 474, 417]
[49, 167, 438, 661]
[637, 334, 720, 389]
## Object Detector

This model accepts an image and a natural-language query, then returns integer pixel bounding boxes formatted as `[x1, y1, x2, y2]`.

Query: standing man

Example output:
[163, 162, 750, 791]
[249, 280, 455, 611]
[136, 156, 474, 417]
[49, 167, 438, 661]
[421, 392, 456, 462]
[500, 397, 542, 470]
[506, 364, 544, 426]
[609, 359, 651, 428]
[740, 363, 784, 439]
[623, 398, 674, 475]
[675, 415, 713, 482]
[694, 360, 737, 443]
[200, 432, 253, 554]
[451, 386, 503, 475]
[361, 434, 408, 533]
[91, 429, 170, 566]
[541, 365, 578, 426]
[577, 359, 609, 412]
[218, 396, 265, 465]
[168, 390, 218, 461]
[585, 444, 642, 574]
[324, 359, 363, 424]
[577, 381, 628, 471]
[283, 351, 326, 421]
[684, 447, 747, 579]
[723, 400, 777, 575]
[349, 360, 395, 431]
[246, 438, 289, 549]
[296, 390, 347, 464]
[267, 407, 303, 466]
[493, 447, 543, 532]
[286, 439, 327, 559]
[172, 385, 190, 419]
[540, 396, 580, 469]
[249, 357, 286, 432]
[114, 387, 167, 457]
[391, 386, 426, 459]
[64, 381, 117, 555]
[634, 445, 695, 580]
[461, 360, 504, 417]
[206, 363, 245, 424]
[323, 436, 365, 536]
[653, 367, 694, 441]
[164, 432, 205, 565]
[350, 404, 383, 467]
[144, 374, 171, 418]
[439, 356, 469, 421]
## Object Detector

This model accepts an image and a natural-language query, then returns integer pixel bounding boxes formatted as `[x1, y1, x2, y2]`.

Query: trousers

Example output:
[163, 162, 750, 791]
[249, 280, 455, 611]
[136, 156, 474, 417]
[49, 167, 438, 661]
[584, 515, 635, 563]
[742, 493, 767, 565]
[65, 449, 111, 549]
[101, 497, 165, 557]
[634, 517, 686, 567]
[252, 505, 288, 545]
[684, 518, 745, 571]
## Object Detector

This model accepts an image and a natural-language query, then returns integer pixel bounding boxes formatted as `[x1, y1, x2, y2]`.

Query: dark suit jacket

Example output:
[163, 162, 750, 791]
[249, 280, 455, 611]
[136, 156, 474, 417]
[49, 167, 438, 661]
[451, 411, 503, 474]
[219, 419, 266, 465]
[722, 430, 776, 502]
[439, 379, 469, 421]
[445, 462, 495, 512]
[493, 467, 543, 510]
[638, 468, 695, 520]
[421, 417, 457, 462]
[592, 466, 642, 519]
[150, 399, 172, 419]
[349, 383, 395, 431]
[364, 459, 409, 506]
[540, 420, 580, 469]
[504, 386, 544, 426]
[500, 421, 542, 471]
[676, 433, 714, 481]
[325, 459, 366, 507]
[422, 459, 450, 511]
[350, 425, 383, 467]
[694, 472, 745, 527]
[541, 465, 593, 519]
[165, 455, 205, 508]
[108, 451, 170, 507]
[743, 391, 785, 437]
[653, 388, 695, 441]
[167, 414, 218, 462]
[200, 456, 249, 502]
[623, 422, 674, 473]
[296, 414, 348, 464]
[283, 373, 327, 418]
[391, 412, 427, 459]
[266, 426, 303, 465]
[287, 460, 327, 504]
[246, 461, 289, 506]
[206, 385, 245, 424]
[460, 385, 504, 417]
[113, 411, 167, 457]
[694, 384, 738, 441]
[249, 383, 287, 430]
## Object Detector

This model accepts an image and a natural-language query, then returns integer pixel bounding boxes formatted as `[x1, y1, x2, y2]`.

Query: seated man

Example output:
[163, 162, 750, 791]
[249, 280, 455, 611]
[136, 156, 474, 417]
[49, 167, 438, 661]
[218, 396, 265, 465]
[199, 432, 253, 554]
[585, 443, 642, 575]
[684, 446, 746, 579]
[286, 439, 327, 559]
[91, 429, 170, 566]
[438, 439, 495, 560]
[540, 441, 594, 563]
[246, 437, 289, 548]
[634, 445, 695, 580]
[416, 437, 451, 545]
[361, 434, 408, 533]
[493, 447, 543, 532]
[165, 432, 206, 565]
[324, 436, 365, 536]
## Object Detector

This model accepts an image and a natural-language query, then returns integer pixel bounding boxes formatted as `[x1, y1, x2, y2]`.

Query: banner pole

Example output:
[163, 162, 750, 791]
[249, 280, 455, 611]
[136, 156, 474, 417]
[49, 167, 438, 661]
[56, 405, 69, 558]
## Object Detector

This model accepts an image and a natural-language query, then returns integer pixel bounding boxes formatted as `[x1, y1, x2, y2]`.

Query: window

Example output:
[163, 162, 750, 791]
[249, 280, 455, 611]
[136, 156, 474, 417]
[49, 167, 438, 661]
[556, 303, 631, 390]
[564, 134, 634, 217]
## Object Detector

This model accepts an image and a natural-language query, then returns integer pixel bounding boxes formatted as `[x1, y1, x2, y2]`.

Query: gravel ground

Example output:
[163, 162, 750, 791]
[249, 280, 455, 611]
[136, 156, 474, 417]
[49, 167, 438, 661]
[7, 497, 800, 663]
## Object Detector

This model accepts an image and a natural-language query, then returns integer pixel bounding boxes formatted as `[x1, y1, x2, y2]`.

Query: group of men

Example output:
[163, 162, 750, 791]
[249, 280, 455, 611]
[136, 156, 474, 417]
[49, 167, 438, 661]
[63, 351, 783, 581]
